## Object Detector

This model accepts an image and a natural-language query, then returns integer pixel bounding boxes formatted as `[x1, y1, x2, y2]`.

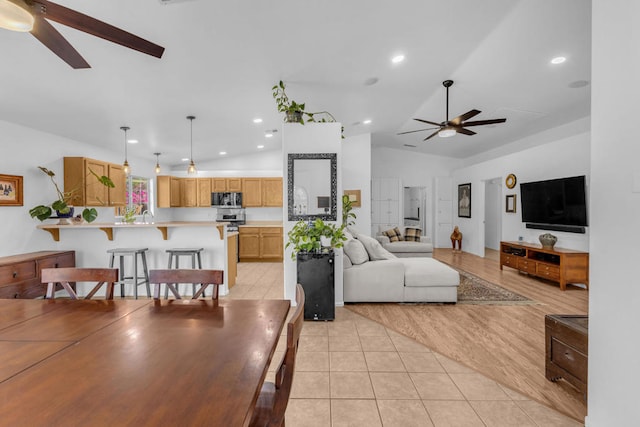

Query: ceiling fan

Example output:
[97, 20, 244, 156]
[398, 80, 506, 141]
[1, 0, 165, 69]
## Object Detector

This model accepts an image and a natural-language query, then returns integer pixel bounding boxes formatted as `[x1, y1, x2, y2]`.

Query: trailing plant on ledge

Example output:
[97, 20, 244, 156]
[29, 166, 114, 223]
[272, 80, 344, 137]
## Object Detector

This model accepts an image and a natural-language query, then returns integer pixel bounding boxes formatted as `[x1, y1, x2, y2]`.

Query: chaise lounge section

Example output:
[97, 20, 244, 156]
[375, 226, 434, 258]
[343, 230, 459, 303]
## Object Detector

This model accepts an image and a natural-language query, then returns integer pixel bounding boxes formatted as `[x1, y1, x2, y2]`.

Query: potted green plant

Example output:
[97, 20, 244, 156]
[286, 218, 347, 260]
[29, 166, 114, 223]
[272, 80, 341, 127]
[342, 194, 356, 227]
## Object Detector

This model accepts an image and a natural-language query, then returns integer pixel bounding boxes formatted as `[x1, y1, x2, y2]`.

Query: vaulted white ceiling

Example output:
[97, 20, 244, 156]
[0, 0, 590, 166]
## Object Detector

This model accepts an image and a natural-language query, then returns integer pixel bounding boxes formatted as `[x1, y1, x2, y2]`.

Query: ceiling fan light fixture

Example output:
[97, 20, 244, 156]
[0, 0, 34, 32]
[438, 128, 456, 138]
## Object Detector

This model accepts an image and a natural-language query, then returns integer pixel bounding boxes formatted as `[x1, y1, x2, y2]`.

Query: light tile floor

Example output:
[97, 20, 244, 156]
[225, 263, 584, 427]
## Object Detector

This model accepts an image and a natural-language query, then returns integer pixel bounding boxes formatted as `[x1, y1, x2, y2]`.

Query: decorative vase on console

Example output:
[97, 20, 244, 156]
[539, 233, 557, 250]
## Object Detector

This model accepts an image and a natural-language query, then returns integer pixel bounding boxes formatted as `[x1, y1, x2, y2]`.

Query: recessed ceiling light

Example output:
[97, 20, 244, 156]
[364, 77, 379, 86]
[219, 151, 227, 155]
[127, 139, 138, 144]
[181, 157, 189, 162]
[265, 132, 273, 138]
[257, 145, 264, 149]
[550, 56, 566, 64]
[363, 119, 372, 125]
[391, 54, 405, 64]
[253, 118, 263, 124]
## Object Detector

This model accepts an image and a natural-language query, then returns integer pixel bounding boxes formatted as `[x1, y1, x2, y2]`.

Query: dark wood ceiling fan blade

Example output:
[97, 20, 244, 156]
[450, 109, 481, 125]
[30, 16, 90, 69]
[455, 127, 476, 136]
[38, 0, 165, 58]
[423, 130, 440, 141]
[413, 118, 442, 127]
[462, 118, 507, 127]
[397, 127, 439, 135]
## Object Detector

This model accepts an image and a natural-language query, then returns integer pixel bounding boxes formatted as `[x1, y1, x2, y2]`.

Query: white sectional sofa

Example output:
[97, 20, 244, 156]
[342, 230, 459, 303]
[374, 227, 434, 258]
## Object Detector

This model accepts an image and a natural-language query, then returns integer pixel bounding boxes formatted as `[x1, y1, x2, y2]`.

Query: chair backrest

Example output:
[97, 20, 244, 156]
[269, 283, 305, 426]
[41, 267, 119, 299]
[149, 269, 224, 300]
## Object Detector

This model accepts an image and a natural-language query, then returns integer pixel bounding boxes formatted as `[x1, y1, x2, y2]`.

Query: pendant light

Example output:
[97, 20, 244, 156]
[153, 152, 162, 174]
[120, 126, 131, 175]
[0, 0, 34, 32]
[186, 115, 197, 175]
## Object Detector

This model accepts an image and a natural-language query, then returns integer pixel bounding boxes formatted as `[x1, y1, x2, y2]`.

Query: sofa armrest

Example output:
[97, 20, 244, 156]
[375, 235, 391, 245]
[419, 236, 432, 244]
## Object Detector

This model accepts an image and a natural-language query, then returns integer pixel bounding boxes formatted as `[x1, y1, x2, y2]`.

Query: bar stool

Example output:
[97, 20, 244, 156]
[107, 248, 151, 299]
[164, 248, 204, 298]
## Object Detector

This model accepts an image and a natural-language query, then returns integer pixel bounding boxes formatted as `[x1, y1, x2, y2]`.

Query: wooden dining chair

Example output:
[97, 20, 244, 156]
[249, 283, 305, 427]
[42, 267, 119, 300]
[149, 269, 224, 300]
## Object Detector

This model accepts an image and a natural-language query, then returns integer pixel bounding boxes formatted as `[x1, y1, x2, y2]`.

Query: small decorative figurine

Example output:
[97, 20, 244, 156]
[450, 226, 463, 252]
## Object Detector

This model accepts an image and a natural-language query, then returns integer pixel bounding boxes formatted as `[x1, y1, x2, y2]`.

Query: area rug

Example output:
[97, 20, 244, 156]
[454, 268, 536, 305]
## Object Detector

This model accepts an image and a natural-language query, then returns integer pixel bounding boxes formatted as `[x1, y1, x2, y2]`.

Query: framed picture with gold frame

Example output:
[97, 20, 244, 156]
[505, 194, 516, 213]
[0, 174, 23, 206]
[343, 189, 361, 207]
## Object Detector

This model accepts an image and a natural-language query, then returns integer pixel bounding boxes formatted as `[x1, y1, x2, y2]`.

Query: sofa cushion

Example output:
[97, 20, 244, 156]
[398, 258, 460, 288]
[383, 241, 433, 254]
[404, 227, 422, 242]
[343, 252, 353, 269]
[344, 239, 369, 265]
[382, 227, 404, 242]
[354, 233, 396, 261]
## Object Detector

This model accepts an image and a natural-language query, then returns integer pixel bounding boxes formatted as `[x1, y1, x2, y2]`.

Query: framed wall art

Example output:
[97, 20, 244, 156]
[0, 174, 23, 206]
[506, 194, 517, 213]
[458, 183, 471, 218]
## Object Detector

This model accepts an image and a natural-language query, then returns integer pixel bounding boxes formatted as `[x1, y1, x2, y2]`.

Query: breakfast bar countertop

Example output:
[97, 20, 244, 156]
[36, 221, 234, 241]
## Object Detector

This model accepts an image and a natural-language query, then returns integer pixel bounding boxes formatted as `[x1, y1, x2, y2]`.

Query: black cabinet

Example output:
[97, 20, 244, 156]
[296, 251, 334, 320]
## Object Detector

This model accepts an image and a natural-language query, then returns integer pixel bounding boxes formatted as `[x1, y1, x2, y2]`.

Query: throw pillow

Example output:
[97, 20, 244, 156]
[404, 227, 422, 242]
[343, 239, 369, 265]
[343, 252, 353, 269]
[355, 232, 397, 260]
[382, 227, 404, 242]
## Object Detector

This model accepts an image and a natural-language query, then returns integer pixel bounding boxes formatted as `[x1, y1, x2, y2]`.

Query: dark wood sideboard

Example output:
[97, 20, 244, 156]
[500, 241, 589, 291]
[545, 314, 588, 400]
[0, 251, 76, 298]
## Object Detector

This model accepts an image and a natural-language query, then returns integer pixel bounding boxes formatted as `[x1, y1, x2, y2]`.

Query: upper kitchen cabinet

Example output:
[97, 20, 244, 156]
[64, 157, 125, 207]
[182, 178, 198, 207]
[242, 178, 262, 207]
[157, 176, 183, 208]
[212, 178, 242, 192]
[262, 178, 283, 207]
[197, 178, 212, 207]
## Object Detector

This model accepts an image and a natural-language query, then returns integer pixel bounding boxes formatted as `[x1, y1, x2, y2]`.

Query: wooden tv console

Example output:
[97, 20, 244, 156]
[500, 241, 589, 291]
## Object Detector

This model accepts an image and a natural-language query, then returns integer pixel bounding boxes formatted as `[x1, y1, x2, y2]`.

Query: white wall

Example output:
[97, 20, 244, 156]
[342, 133, 371, 234]
[282, 123, 343, 305]
[587, 1, 640, 425]
[484, 178, 501, 250]
[450, 121, 591, 256]
[372, 147, 461, 240]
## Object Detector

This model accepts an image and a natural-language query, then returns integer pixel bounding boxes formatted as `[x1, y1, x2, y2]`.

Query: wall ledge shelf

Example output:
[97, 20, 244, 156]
[37, 221, 230, 241]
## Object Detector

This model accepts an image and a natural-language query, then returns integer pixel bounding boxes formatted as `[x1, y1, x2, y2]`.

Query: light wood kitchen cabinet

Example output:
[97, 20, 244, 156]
[260, 227, 283, 260]
[181, 178, 198, 207]
[170, 177, 181, 207]
[261, 178, 283, 207]
[197, 178, 212, 207]
[239, 227, 261, 259]
[212, 178, 242, 192]
[64, 157, 126, 207]
[238, 226, 283, 262]
[242, 178, 262, 207]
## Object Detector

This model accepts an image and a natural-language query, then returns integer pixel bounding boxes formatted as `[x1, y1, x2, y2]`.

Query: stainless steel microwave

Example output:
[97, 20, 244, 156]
[211, 192, 243, 207]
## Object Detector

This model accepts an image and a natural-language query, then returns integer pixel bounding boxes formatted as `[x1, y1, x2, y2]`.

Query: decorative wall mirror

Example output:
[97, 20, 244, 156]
[288, 153, 337, 221]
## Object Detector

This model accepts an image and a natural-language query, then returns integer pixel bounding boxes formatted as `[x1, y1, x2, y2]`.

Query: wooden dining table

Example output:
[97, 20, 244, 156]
[0, 297, 290, 426]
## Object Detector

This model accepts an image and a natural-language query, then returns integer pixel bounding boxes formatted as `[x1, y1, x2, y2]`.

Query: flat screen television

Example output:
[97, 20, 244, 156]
[520, 175, 588, 233]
